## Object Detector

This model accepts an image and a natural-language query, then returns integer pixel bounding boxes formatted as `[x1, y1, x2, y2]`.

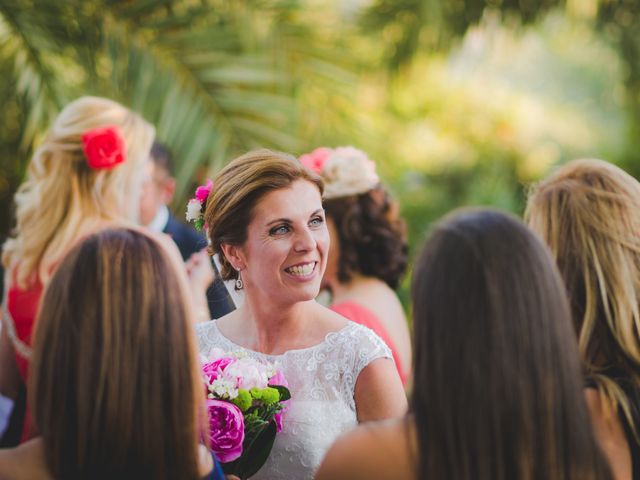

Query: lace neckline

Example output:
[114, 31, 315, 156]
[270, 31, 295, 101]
[208, 320, 355, 358]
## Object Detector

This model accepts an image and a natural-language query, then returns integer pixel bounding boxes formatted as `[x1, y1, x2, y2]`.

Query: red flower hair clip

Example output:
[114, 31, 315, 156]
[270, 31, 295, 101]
[81, 125, 126, 170]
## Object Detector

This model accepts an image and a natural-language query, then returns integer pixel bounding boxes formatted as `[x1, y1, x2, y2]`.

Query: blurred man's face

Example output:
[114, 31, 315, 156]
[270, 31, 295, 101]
[138, 159, 176, 226]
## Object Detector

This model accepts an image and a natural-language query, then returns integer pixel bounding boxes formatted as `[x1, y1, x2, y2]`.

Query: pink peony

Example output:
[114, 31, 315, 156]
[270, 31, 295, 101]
[269, 370, 289, 433]
[195, 179, 213, 203]
[300, 147, 331, 174]
[224, 357, 271, 390]
[202, 357, 234, 384]
[206, 399, 245, 463]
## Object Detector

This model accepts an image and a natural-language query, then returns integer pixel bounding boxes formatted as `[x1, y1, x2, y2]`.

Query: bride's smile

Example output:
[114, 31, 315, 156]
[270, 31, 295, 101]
[232, 178, 329, 304]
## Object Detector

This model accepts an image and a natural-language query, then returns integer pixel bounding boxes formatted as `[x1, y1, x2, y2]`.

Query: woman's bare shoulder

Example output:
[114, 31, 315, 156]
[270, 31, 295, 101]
[0, 438, 52, 480]
[584, 388, 632, 480]
[315, 417, 415, 480]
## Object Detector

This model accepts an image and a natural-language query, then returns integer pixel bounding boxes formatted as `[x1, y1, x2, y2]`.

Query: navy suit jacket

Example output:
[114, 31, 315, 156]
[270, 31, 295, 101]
[163, 215, 234, 319]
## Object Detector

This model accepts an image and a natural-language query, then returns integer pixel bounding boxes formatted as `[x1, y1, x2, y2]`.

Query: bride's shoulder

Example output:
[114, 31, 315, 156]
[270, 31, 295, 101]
[315, 418, 416, 480]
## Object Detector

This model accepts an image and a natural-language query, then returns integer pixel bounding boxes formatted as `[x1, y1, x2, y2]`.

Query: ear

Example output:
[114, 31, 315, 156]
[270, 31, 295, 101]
[161, 177, 176, 204]
[219, 243, 246, 271]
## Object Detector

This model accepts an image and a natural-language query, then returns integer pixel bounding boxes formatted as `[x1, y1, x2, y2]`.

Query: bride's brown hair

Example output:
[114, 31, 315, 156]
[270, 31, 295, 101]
[30, 229, 204, 480]
[205, 149, 323, 282]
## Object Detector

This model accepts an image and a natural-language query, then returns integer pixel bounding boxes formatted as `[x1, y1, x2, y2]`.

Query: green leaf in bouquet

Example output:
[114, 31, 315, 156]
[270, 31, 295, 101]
[271, 385, 291, 402]
[221, 420, 277, 480]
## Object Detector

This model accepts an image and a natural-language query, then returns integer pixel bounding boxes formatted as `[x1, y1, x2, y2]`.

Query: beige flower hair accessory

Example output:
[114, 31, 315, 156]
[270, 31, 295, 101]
[299, 146, 380, 199]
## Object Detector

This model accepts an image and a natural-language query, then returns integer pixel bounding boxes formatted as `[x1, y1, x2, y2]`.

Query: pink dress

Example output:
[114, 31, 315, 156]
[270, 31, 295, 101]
[3, 273, 44, 442]
[330, 301, 409, 386]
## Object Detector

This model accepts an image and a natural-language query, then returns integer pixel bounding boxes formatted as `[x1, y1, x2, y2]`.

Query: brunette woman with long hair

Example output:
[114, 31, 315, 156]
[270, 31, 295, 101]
[526, 158, 640, 479]
[317, 209, 612, 480]
[0, 229, 224, 480]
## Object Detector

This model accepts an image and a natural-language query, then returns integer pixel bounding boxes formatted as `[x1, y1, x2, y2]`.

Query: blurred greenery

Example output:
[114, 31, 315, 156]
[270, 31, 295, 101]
[1, 0, 639, 308]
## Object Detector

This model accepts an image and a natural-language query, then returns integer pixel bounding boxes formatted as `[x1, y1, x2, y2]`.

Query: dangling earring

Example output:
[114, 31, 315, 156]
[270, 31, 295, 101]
[235, 267, 244, 290]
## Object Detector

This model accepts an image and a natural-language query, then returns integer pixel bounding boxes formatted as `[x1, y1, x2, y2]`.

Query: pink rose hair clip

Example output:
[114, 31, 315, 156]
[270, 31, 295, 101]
[186, 179, 213, 231]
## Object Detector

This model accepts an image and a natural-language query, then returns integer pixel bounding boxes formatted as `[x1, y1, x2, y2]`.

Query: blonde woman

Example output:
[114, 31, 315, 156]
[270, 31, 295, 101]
[526, 158, 640, 480]
[0, 96, 155, 442]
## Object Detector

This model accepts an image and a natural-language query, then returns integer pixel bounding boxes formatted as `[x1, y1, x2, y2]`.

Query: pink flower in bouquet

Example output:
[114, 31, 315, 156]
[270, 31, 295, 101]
[269, 370, 289, 433]
[224, 357, 271, 390]
[206, 399, 245, 462]
[300, 147, 331, 174]
[195, 179, 213, 203]
[202, 356, 234, 384]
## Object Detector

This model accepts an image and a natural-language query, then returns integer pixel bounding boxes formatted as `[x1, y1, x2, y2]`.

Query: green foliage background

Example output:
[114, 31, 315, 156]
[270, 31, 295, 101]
[1, 0, 640, 306]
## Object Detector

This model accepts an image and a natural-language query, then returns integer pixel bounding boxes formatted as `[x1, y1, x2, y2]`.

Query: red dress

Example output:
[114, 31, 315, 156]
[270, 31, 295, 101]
[331, 301, 410, 386]
[4, 275, 44, 442]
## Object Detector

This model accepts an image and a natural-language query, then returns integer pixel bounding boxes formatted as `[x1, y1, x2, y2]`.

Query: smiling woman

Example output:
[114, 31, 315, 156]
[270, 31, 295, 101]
[195, 149, 407, 480]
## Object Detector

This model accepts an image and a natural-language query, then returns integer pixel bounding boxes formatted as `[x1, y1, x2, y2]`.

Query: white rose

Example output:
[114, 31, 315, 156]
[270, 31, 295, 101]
[185, 199, 202, 222]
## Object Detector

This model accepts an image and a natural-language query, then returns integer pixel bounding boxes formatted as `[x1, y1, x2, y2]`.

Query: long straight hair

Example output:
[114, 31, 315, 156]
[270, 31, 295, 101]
[30, 229, 204, 480]
[411, 209, 612, 480]
[526, 158, 640, 435]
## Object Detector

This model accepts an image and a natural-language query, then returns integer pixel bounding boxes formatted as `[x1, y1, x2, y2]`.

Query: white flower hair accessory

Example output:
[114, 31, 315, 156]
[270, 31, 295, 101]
[185, 179, 213, 231]
[299, 146, 380, 199]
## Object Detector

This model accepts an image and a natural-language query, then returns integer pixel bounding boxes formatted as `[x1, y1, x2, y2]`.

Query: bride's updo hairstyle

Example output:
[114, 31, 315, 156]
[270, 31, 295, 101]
[2, 96, 155, 288]
[204, 149, 323, 282]
[31, 228, 204, 480]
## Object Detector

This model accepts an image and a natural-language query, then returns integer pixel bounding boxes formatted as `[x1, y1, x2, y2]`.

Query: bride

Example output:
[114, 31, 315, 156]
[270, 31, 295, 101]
[194, 149, 407, 479]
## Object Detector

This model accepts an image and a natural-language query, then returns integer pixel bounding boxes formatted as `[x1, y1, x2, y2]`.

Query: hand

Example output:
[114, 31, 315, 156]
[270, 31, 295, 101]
[186, 249, 215, 293]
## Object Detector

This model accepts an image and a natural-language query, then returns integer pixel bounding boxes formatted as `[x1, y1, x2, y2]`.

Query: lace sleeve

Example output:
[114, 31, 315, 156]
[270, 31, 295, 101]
[343, 323, 393, 410]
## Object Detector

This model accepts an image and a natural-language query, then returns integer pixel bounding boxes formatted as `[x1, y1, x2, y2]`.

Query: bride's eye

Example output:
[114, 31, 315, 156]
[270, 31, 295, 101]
[309, 216, 324, 227]
[270, 224, 290, 236]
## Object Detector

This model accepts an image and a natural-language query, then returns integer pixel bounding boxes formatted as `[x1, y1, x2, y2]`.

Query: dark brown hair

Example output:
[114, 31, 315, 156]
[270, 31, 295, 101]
[30, 229, 203, 480]
[411, 208, 611, 480]
[324, 184, 407, 289]
[205, 149, 323, 281]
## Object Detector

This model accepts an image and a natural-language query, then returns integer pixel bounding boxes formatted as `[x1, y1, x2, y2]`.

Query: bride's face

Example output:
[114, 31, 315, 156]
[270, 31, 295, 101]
[238, 179, 329, 305]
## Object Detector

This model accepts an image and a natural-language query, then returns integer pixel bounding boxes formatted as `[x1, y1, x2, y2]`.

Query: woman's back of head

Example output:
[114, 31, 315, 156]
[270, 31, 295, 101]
[526, 159, 640, 379]
[30, 228, 202, 480]
[411, 208, 611, 480]
[3, 96, 155, 288]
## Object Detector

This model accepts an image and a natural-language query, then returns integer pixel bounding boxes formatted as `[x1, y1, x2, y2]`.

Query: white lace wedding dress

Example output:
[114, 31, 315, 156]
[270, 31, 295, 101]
[196, 320, 392, 480]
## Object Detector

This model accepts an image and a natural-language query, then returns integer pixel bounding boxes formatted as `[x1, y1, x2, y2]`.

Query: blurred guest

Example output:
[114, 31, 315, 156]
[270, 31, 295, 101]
[196, 149, 406, 480]
[0, 96, 155, 442]
[300, 147, 411, 385]
[526, 158, 640, 480]
[0, 228, 225, 480]
[317, 209, 612, 480]
[139, 142, 233, 320]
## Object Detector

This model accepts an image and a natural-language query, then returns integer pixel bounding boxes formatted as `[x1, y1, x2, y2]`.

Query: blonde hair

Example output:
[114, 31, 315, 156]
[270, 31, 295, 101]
[2, 96, 155, 288]
[525, 158, 640, 434]
[205, 149, 323, 281]
[31, 229, 204, 479]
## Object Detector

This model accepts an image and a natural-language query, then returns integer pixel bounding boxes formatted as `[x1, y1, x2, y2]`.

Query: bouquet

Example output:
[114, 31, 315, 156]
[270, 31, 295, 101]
[202, 348, 291, 479]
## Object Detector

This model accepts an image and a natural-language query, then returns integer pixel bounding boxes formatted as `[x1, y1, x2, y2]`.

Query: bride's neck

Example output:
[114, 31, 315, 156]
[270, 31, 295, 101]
[238, 298, 310, 354]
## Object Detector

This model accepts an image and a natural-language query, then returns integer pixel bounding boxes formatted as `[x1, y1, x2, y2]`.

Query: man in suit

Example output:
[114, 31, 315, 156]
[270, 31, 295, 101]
[139, 142, 234, 319]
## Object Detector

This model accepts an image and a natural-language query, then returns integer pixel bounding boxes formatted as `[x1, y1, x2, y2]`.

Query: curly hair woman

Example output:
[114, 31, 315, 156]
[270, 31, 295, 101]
[300, 147, 410, 385]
